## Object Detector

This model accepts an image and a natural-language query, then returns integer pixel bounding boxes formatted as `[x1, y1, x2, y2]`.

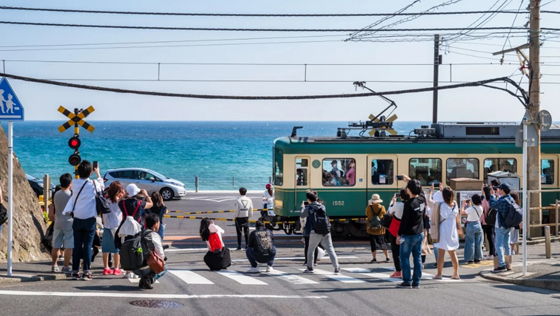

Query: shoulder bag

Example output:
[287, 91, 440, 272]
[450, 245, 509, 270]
[93, 181, 111, 215]
[143, 230, 165, 274]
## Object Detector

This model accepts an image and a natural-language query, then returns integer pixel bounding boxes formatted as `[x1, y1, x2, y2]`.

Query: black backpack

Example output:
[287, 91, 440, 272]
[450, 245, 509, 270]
[255, 230, 274, 255]
[501, 199, 523, 229]
[120, 229, 153, 271]
[312, 208, 331, 235]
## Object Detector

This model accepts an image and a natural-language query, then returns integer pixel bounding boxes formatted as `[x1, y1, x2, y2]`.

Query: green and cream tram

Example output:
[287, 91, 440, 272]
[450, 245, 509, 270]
[270, 122, 560, 237]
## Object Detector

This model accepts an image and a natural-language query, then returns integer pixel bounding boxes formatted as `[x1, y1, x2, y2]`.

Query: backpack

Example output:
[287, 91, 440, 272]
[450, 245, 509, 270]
[117, 200, 143, 239]
[500, 198, 523, 229]
[312, 207, 331, 235]
[120, 229, 152, 271]
[485, 208, 497, 227]
[255, 229, 274, 255]
[208, 233, 223, 252]
[369, 205, 382, 230]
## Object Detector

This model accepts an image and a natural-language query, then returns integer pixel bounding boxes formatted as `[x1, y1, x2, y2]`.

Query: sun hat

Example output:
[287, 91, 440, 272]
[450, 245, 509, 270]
[369, 194, 383, 204]
[126, 183, 141, 197]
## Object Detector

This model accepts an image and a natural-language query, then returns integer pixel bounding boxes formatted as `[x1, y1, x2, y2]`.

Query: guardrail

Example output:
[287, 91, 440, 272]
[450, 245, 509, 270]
[526, 189, 559, 239]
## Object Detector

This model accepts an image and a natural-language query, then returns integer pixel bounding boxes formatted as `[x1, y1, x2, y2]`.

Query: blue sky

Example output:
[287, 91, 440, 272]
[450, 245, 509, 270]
[0, 0, 559, 121]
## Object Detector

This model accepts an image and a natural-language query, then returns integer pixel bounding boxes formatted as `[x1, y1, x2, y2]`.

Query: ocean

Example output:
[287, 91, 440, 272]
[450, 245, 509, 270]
[3, 121, 428, 190]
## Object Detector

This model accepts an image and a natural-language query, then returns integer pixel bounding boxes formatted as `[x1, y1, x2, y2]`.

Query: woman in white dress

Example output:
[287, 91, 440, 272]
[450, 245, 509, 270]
[428, 187, 460, 280]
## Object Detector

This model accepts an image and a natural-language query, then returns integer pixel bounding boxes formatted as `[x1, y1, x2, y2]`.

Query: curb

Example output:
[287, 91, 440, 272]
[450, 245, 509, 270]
[479, 271, 560, 292]
[0, 273, 67, 284]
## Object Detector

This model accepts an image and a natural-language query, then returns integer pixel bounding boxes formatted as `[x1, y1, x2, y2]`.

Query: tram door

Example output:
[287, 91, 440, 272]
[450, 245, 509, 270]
[294, 157, 310, 210]
[367, 155, 398, 206]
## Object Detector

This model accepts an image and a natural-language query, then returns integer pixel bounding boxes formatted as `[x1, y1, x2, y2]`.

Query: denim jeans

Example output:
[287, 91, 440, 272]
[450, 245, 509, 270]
[464, 222, 484, 262]
[399, 233, 424, 286]
[246, 247, 276, 267]
[72, 217, 96, 273]
[495, 227, 512, 267]
[308, 232, 339, 270]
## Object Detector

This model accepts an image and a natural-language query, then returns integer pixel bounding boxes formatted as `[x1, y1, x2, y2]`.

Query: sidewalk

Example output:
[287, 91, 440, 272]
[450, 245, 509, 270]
[0, 260, 67, 284]
[479, 239, 560, 292]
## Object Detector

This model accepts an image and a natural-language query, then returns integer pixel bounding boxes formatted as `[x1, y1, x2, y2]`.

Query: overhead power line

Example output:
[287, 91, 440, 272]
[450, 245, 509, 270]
[0, 72, 526, 100]
[1, 6, 558, 17]
[1, 21, 555, 32]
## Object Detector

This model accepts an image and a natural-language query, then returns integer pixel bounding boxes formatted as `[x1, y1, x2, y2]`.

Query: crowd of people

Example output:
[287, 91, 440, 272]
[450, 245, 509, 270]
[48, 160, 168, 289]
[45, 163, 521, 290]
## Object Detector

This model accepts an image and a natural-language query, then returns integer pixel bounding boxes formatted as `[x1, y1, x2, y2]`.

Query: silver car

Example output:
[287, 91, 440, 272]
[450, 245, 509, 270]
[103, 168, 187, 201]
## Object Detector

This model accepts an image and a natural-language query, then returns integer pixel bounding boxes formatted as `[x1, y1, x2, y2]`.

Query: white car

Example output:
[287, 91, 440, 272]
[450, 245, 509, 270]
[103, 168, 187, 201]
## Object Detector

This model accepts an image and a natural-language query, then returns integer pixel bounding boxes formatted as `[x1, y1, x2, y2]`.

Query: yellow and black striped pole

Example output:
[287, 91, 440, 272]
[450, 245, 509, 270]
[74, 108, 80, 179]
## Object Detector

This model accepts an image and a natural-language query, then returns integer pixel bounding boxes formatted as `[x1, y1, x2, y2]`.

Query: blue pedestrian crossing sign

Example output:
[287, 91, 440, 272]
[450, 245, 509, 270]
[0, 78, 24, 121]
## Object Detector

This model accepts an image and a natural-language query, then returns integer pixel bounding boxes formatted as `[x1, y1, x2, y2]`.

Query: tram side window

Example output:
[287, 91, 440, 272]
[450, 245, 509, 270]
[372, 159, 394, 185]
[483, 158, 517, 181]
[542, 159, 555, 185]
[322, 158, 356, 186]
[274, 148, 283, 186]
[296, 158, 308, 186]
[409, 158, 442, 186]
[446, 158, 479, 184]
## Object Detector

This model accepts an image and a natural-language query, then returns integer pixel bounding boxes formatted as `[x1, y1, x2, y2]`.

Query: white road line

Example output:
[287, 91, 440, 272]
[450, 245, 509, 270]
[299, 268, 365, 284]
[342, 268, 401, 283]
[216, 270, 268, 285]
[0, 290, 327, 299]
[267, 269, 319, 285]
[169, 270, 214, 285]
[231, 256, 357, 262]
[379, 267, 462, 282]
[128, 279, 159, 284]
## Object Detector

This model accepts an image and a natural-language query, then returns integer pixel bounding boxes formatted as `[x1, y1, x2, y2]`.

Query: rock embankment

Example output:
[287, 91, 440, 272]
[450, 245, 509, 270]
[0, 125, 48, 262]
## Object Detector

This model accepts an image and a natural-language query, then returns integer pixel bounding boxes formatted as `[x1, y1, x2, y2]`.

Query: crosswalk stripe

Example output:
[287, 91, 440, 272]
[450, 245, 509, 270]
[169, 270, 214, 285]
[267, 269, 319, 285]
[299, 268, 365, 284]
[216, 270, 268, 285]
[341, 268, 402, 283]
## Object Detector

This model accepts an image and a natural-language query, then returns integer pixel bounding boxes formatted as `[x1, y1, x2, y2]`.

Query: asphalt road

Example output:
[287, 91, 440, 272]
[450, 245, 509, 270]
[0, 192, 559, 315]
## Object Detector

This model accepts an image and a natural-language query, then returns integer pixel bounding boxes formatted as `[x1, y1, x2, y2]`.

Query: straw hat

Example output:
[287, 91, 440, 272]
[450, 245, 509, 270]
[369, 194, 383, 204]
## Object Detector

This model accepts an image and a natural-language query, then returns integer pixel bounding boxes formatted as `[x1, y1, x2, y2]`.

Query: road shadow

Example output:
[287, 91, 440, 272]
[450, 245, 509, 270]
[76, 285, 141, 292]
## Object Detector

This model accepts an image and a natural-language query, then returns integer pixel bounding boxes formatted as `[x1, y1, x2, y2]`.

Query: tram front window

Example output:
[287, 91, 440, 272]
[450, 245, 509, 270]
[483, 158, 517, 181]
[542, 159, 555, 185]
[372, 159, 394, 185]
[274, 148, 283, 186]
[446, 158, 479, 184]
[409, 158, 442, 186]
[322, 158, 356, 186]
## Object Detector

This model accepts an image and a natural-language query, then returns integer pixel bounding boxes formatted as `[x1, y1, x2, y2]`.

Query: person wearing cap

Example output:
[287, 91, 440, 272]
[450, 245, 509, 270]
[489, 183, 514, 272]
[117, 183, 153, 279]
[366, 194, 390, 263]
[62, 160, 104, 281]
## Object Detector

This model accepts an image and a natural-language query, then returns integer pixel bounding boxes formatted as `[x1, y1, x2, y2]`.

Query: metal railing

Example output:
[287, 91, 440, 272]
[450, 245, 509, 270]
[191, 176, 273, 192]
[526, 189, 560, 239]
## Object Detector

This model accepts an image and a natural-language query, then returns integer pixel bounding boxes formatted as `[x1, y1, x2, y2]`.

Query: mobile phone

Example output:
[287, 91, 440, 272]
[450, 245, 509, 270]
[304, 201, 309, 206]
[396, 175, 404, 180]
[93, 161, 98, 169]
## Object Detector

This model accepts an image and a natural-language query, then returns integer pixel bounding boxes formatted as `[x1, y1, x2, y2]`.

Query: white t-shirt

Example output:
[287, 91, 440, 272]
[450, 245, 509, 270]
[206, 223, 225, 250]
[102, 201, 123, 229]
[388, 202, 404, 220]
[465, 205, 483, 222]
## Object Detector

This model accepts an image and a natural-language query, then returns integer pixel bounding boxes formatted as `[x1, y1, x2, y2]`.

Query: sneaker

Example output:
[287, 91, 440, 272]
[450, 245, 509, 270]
[71, 272, 81, 280]
[370, 258, 377, 263]
[396, 282, 411, 288]
[492, 266, 507, 273]
[313, 263, 318, 267]
[139, 276, 153, 289]
[103, 268, 112, 275]
[247, 267, 260, 274]
[303, 268, 314, 273]
[81, 272, 92, 281]
[334, 269, 340, 275]
[390, 271, 402, 278]
[113, 268, 124, 276]
[385, 258, 391, 263]
[412, 285, 420, 289]
[266, 266, 274, 272]
[61, 266, 72, 274]
[52, 265, 60, 273]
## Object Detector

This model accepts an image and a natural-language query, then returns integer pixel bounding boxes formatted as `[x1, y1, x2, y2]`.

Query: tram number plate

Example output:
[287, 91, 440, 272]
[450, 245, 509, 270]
[332, 201, 345, 206]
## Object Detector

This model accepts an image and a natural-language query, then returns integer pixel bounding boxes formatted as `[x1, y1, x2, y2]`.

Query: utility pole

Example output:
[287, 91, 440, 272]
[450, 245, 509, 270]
[528, 0, 542, 236]
[432, 34, 441, 124]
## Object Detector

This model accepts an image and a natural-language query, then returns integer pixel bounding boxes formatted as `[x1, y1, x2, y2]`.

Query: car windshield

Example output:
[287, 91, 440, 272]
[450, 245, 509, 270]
[148, 170, 170, 180]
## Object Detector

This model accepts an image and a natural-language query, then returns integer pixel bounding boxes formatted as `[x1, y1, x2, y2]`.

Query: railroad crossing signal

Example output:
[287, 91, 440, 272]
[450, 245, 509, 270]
[57, 105, 95, 133]
[368, 113, 398, 136]
[58, 106, 96, 175]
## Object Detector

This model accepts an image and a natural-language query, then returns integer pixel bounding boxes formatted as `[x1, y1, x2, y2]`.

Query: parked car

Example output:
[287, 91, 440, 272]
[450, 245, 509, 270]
[26, 174, 55, 198]
[103, 168, 187, 201]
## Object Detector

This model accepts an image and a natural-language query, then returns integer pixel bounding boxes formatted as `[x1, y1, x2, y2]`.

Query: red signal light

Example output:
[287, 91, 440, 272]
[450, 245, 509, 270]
[68, 136, 81, 150]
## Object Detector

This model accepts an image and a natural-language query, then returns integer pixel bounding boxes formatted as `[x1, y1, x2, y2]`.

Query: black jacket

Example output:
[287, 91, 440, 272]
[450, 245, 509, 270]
[398, 194, 426, 236]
